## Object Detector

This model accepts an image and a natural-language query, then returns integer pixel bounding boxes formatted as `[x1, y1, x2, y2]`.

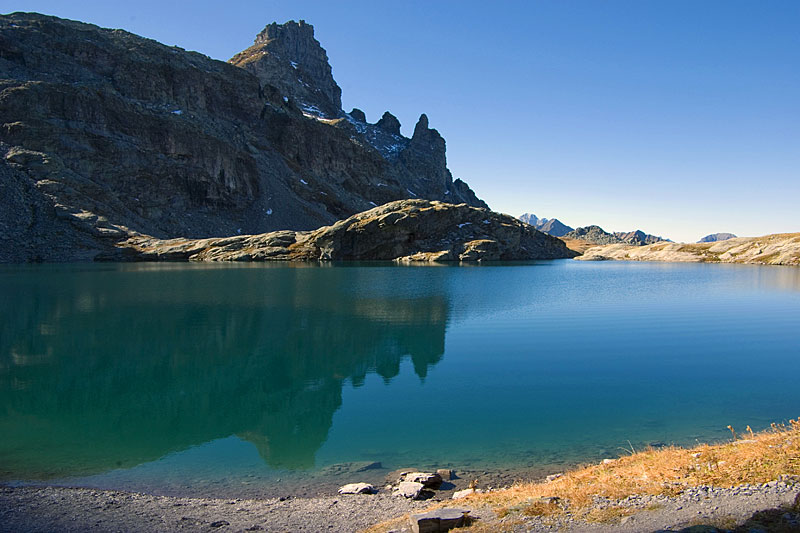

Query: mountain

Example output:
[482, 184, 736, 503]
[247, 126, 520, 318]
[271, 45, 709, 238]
[563, 225, 667, 246]
[563, 225, 622, 245]
[0, 14, 486, 262]
[576, 233, 800, 266]
[613, 230, 667, 246]
[698, 233, 737, 243]
[518, 213, 573, 237]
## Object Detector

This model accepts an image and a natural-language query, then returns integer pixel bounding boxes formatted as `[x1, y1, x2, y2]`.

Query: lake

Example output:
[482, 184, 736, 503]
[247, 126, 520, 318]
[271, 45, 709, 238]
[1, 260, 799, 497]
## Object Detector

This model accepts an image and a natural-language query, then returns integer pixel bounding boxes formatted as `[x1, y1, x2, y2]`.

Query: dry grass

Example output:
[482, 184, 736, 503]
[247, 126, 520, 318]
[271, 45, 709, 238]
[364, 418, 800, 532]
[558, 237, 599, 254]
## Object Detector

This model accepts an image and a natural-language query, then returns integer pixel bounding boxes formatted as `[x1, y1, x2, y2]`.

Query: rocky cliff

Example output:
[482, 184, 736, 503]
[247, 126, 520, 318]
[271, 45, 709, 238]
[114, 200, 576, 262]
[576, 233, 800, 266]
[0, 14, 486, 262]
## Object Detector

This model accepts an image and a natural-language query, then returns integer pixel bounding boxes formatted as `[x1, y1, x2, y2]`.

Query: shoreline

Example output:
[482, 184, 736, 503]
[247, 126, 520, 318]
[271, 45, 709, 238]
[2, 472, 798, 532]
[4, 422, 800, 532]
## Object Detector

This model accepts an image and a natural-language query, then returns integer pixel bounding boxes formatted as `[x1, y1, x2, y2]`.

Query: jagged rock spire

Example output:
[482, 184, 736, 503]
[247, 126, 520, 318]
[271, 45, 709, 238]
[376, 111, 401, 136]
[230, 20, 342, 117]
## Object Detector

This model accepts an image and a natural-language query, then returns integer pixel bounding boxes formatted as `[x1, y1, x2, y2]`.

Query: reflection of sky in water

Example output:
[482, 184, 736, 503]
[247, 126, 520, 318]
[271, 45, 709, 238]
[0, 261, 798, 496]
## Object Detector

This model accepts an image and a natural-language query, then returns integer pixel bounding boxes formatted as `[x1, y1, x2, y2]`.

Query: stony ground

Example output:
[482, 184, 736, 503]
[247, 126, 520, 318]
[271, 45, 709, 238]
[1, 480, 798, 532]
[452, 481, 800, 532]
[0, 486, 429, 533]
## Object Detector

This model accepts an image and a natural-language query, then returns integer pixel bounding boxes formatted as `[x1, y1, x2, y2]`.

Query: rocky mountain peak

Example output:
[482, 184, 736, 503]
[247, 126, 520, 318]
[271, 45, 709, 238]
[349, 108, 367, 123]
[376, 111, 402, 136]
[230, 19, 342, 117]
[414, 113, 430, 134]
[254, 19, 313, 46]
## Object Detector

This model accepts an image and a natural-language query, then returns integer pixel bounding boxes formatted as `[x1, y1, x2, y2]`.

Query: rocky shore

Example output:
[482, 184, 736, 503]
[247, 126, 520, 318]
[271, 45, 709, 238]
[1, 475, 797, 532]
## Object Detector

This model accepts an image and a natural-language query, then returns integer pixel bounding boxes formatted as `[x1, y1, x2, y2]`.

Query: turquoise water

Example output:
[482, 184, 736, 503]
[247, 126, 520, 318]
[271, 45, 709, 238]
[1, 260, 799, 497]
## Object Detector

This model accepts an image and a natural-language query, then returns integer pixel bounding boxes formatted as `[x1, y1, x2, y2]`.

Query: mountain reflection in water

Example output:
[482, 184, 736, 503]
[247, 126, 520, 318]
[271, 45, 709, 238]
[0, 264, 448, 478]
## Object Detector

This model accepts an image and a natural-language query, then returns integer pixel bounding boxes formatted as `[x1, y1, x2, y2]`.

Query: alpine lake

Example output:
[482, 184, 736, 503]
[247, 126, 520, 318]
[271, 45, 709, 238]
[2, 260, 799, 498]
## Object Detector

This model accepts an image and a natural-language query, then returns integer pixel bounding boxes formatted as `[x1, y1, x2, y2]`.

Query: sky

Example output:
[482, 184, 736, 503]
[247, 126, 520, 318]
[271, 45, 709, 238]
[4, 0, 799, 242]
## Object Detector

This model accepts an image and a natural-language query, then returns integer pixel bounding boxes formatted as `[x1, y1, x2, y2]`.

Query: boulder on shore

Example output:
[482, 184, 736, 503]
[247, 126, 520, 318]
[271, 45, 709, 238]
[397, 481, 430, 500]
[409, 508, 471, 533]
[337, 483, 375, 495]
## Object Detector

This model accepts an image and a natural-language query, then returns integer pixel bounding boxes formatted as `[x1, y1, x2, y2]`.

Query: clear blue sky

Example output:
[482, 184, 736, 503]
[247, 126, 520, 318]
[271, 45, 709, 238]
[5, 0, 799, 242]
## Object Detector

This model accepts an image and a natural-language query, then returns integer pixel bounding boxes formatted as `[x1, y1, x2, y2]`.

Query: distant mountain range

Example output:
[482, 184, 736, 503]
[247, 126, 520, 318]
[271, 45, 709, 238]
[518, 214, 573, 237]
[697, 233, 737, 243]
[519, 214, 668, 245]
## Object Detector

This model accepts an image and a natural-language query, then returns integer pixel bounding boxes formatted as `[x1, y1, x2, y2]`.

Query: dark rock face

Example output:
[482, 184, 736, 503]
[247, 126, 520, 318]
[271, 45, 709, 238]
[518, 213, 574, 237]
[0, 14, 486, 262]
[698, 232, 737, 243]
[115, 200, 577, 262]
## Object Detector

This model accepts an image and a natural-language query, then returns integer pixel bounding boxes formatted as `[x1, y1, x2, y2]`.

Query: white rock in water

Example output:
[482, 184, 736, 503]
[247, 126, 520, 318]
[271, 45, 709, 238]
[545, 473, 563, 482]
[397, 481, 425, 499]
[337, 483, 375, 495]
[602, 458, 616, 464]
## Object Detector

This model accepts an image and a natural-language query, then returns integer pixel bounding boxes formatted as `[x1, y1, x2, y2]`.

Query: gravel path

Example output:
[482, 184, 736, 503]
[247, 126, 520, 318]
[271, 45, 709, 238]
[1, 481, 798, 532]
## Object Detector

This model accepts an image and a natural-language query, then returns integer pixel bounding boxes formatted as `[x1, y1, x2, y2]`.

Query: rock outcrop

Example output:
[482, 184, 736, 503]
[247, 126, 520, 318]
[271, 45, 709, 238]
[575, 233, 800, 266]
[518, 214, 573, 237]
[113, 200, 577, 262]
[0, 13, 486, 262]
[698, 232, 737, 243]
